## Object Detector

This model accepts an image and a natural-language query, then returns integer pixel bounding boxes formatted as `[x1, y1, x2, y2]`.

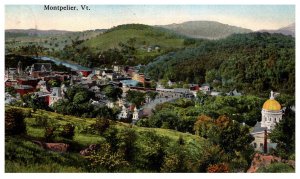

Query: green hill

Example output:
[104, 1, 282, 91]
[73, 24, 199, 66]
[144, 32, 295, 94]
[81, 24, 188, 50]
[5, 106, 208, 172]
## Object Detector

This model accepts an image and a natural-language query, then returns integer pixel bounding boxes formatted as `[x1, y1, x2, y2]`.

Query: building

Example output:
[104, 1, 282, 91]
[118, 105, 130, 119]
[132, 107, 142, 124]
[29, 63, 52, 78]
[48, 87, 63, 106]
[15, 85, 34, 96]
[251, 91, 283, 153]
[261, 91, 283, 130]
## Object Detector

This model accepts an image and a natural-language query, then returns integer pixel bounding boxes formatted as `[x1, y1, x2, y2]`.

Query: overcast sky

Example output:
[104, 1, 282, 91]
[5, 5, 295, 31]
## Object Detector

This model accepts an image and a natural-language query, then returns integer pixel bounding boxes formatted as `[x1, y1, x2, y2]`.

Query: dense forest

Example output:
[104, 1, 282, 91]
[144, 32, 295, 95]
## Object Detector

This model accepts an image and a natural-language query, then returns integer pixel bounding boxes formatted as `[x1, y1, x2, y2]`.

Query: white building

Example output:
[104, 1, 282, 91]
[118, 105, 130, 119]
[132, 107, 142, 124]
[251, 91, 283, 153]
[261, 91, 283, 130]
[49, 87, 63, 106]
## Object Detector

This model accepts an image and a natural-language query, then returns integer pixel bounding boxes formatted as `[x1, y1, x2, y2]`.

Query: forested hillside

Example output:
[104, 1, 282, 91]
[144, 32, 295, 94]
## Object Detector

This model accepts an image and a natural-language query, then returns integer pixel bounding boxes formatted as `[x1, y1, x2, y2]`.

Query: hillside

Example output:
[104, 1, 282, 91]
[81, 24, 188, 50]
[258, 23, 295, 37]
[5, 29, 106, 52]
[144, 32, 295, 95]
[158, 21, 252, 39]
[54, 24, 202, 66]
[5, 106, 209, 172]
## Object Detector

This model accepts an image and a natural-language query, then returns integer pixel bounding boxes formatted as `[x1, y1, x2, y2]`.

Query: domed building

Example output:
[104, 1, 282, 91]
[251, 91, 283, 153]
[261, 91, 283, 130]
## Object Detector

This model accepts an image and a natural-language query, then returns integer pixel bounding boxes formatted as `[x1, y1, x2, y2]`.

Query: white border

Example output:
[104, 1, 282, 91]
[1, 0, 298, 179]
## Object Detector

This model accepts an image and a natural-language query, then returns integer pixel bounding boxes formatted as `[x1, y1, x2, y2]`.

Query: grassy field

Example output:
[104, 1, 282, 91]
[5, 106, 206, 172]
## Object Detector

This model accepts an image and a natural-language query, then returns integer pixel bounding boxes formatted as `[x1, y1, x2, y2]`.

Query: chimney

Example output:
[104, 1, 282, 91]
[264, 129, 268, 154]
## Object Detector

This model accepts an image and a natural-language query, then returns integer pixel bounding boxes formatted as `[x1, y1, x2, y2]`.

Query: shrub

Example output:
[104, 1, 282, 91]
[5, 108, 26, 135]
[34, 114, 48, 127]
[44, 126, 56, 141]
[85, 143, 129, 172]
[60, 123, 75, 139]
[91, 117, 110, 135]
[256, 162, 294, 173]
[207, 163, 229, 173]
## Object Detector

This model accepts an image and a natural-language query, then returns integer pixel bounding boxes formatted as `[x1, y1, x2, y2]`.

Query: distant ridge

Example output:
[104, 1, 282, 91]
[258, 23, 295, 37]
[5, 29, 75, 35]
[158, 21, 252, 39]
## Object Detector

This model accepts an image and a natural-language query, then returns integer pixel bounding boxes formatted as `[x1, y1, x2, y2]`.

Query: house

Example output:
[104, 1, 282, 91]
[5, 92, 17, 105]
[106, 101, 114, 109]
[15, 85, 34, 96]
[200, 83, 210, 92]
[102, 69, 115, 80]
[36, 80, 50, 93]
[17, 78, 39, 89]
[167, 80, 175, 87]
[48, 87, 63, 106]
[189, 84, 200, 91]
[227, 89, 242, 96]
[78, 70, 92, 77]
[118, 105, 130, 119]
[89, 85, 100, 93]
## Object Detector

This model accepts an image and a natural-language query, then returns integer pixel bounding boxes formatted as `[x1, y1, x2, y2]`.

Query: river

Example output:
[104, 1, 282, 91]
[35, 56, 91, 71]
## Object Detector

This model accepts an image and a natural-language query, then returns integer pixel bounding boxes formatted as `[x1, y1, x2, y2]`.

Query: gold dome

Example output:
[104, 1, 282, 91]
[262, 99, 281, 111]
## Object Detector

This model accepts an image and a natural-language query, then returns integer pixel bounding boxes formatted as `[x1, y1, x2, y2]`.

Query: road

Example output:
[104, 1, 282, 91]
[142, 91, 183, 116]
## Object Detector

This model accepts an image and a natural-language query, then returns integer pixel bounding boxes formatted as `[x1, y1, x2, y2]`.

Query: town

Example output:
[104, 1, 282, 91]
[4, 4, 295, 174]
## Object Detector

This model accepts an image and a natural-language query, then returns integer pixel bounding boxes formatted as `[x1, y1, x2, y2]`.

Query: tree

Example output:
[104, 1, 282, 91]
[117, 128, 137, 162]
[269, 108, 295, 159]
[85, 142, 129, 172]
[207, 163, 229, 173]
[5, 108, 26, 135]
[73, 91, 91, 104]
[102, 86, 122, 102]
[91, 117, 110, 135]
[60, 123, 75, 139]
[126, 90, 145, 108]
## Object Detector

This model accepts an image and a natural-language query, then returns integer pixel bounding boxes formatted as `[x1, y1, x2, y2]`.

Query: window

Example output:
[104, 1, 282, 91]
[260, 143, 263, 148]
[253, 143, 257, 148]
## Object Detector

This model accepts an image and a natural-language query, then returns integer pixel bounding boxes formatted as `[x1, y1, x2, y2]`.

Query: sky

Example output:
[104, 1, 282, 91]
[5, 5, 295, 31]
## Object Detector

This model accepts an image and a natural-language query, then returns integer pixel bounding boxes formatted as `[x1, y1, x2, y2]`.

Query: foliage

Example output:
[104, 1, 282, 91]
[145, 33, 295, 94]
[44, 126, 56, 141]
[5, 136, 88, 172]
[102, 85, 123, 102]
[207, 163, 229, 173]
[34, 113, 49, 127]
[85, 142, 129, 172]
[256, 162, 294, 173]
[60, 123, 75, 139]
[5, 108, 26, 135]
[91, 117, 110, 135]
[135, 131, 169, 171]
[52, 85, 116, 119]
[269, 108, 295, 159]
[126, 90, 146, 108]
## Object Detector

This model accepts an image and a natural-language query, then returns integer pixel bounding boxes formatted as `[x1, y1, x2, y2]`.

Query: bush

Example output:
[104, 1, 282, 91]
[60, 123, 75, 139]
[207, 163, 229, 173]
[5, 108, 26, 135]
[85, 142, 129, 172]
[34, 114, 48, 127]
[256, 162, 295, 173]
[44, 127, 56, 141]
[91, 118, 110, 135]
